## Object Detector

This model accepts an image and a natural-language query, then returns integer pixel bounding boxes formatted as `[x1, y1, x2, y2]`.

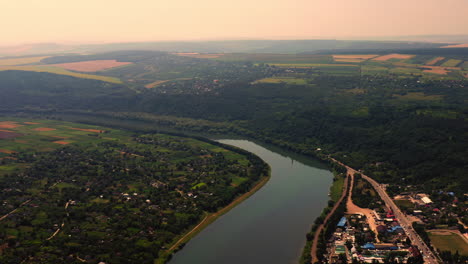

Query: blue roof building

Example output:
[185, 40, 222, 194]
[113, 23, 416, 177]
[363, 243, 375, 250]
[337, 217, 347, 227]
[389, 226, 403, 233]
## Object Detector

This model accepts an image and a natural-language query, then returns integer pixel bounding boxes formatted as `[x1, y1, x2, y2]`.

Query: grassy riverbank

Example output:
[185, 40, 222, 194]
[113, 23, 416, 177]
[159, 173, 271, 263]
[299, 169, 347, 264]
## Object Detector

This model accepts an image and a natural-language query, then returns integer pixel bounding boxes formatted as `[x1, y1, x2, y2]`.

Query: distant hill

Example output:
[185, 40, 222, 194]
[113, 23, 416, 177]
[0, 39, 448, 57]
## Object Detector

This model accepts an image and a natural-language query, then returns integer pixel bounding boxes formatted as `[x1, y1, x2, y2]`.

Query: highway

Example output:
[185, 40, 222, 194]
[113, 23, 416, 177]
[360, 174, 440, 264]
[331, 158, 440, 264]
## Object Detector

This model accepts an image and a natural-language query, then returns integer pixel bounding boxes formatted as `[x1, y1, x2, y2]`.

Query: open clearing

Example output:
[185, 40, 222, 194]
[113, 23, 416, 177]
[373, 54, 414, 61]
[0, 65, 122, 83]
[0, 119, 115, 158]
[428, 230, 468, 255]
[425, 57, 445, 65]
[51, 60, 132, 72]
[0, 56, 49, 66]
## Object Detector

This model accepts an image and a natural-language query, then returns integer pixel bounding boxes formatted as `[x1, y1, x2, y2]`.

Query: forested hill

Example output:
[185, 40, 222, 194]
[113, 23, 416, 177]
[1, 49, 467, 193]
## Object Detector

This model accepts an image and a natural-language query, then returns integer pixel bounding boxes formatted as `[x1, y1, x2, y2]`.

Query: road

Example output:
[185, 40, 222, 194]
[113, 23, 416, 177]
[310, 172, 349, 263]
[331, 158, 440, 263]
[361, 174, 440, 263]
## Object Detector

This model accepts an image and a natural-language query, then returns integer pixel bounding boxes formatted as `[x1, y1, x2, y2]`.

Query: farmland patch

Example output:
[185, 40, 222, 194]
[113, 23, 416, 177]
[372, 54, 414, 61]
[51, 60, 132, 72]
[425, 57, 445, 65]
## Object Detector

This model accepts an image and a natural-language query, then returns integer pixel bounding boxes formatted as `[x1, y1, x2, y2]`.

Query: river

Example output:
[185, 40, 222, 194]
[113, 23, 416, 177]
[168, 139, 333, 264]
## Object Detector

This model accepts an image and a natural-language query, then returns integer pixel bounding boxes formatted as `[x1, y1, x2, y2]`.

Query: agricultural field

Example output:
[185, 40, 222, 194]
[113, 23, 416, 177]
[0, 56, 49, 66]
[441, 59, 463, 67]
[50, 60, 132, 72]
[393, 92, 444, 101]
[0, 118, 266, 263]
[332, 54, 377, 63]
[253, 77, 307, 85]
[428, 231, 468, 255]
[425, 57, 445, 65]
[0, 65, 122, 83]
[372, 53, 414, 61]
[269, 63, 357, 68]
[145, 80, 170, 88]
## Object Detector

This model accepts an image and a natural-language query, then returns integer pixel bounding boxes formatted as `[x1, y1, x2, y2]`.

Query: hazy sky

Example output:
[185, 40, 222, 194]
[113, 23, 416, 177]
[2, 0, 468, 45]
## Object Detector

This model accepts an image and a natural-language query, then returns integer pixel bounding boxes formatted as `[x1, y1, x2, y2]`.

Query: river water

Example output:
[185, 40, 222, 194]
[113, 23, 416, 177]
[168, 139, 333, 264]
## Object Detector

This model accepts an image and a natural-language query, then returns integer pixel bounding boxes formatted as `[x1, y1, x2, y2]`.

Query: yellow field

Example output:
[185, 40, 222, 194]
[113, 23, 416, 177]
[253, 77, 307, 85]
[333, 54, 377, 63]
[373, 54, 414, 61]
[0, 56, 49, 66]
[145, 80, 170, 88]
[0, 65, 122, 83]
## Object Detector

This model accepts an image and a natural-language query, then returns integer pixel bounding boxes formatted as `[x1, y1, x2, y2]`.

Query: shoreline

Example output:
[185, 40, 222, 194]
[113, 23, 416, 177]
[160, 173, 271, 263]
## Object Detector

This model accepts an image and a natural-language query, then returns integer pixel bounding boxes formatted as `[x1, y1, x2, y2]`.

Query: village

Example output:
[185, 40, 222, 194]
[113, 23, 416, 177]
[325, 174, 468, 264]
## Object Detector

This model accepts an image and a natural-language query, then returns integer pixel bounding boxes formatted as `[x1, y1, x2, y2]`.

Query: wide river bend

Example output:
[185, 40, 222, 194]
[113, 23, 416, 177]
[169, 139, 333, 264]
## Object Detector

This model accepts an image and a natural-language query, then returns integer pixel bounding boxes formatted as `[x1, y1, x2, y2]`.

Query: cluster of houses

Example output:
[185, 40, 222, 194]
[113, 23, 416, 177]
[328, 214, 422, 263]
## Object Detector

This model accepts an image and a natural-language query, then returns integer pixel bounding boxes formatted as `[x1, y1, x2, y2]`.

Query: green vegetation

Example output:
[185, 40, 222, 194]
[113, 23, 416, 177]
[0, 65, 122, 83]
[0, 118, 268, 263]
[1, 47, 468, 262]
[428, 232, 468, 255]
[330, 173, 346, 202]
[441, 59, 462, 67]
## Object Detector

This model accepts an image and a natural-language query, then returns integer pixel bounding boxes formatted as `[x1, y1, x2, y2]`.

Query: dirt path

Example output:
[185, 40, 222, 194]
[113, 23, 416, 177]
[311, 169, 349, 263]
[46, 200, 71, 241]
[0, 199, 31, 221]
[167, 175, 270, 253]
[345, 170, 380, 241]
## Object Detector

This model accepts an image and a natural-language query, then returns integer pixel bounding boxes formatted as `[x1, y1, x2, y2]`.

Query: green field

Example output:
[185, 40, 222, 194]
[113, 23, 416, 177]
[394, 199, 414, 211]
[393, 92, 443, 101]
[428, 231, 468, 255]
[441, 59, 463, 67]
[329, 174, 345, 202]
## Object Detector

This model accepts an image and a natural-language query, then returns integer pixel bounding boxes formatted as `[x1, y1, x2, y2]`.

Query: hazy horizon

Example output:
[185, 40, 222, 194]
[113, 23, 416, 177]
[3, 0, 468, 46]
